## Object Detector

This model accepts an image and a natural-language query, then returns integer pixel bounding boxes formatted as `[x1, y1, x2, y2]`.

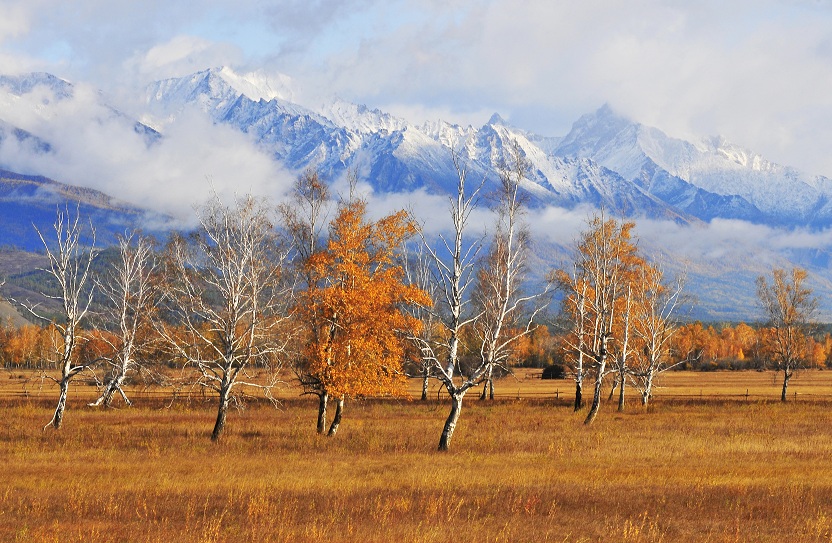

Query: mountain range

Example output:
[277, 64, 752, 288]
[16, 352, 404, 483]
[143, 67, 832, 228]
[0, 67, 830, 321]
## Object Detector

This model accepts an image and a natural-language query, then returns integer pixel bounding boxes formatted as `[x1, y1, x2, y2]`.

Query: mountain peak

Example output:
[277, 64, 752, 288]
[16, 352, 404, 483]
[487, 112, 509, 126]
[0, 72, 74, 99]
[208, 66, 295, 103]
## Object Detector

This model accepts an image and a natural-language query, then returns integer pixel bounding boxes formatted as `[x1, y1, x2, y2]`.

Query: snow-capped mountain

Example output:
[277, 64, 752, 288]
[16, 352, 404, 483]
[143, 67, 832, 228]
[1, 67, 832, 320]
[3, 66, 831, 230]
[555, 104, 832, 226]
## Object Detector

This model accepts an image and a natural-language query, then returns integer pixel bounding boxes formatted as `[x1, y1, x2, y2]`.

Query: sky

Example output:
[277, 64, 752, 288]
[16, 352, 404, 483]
[1, 0, 832, 317]
[3, 0, 832, 176]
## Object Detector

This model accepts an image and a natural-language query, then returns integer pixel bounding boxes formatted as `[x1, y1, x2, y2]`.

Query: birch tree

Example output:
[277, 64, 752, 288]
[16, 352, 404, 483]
[473, 142, 546, 400]
[413, 153, 485, 451]
[159, 193, 290, 441]
[25, 207, 98, 429]
[555, 211, 640, 425]
[756, 267, 816, 402]
[553, 264, 589, 411]
[402, 242, 441, 401]
[629, 262, 684, 407]
[89, 232, 157, 407]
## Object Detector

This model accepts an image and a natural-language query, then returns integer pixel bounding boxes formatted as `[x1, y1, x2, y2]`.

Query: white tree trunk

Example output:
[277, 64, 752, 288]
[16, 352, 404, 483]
[439, 391, 465, 451]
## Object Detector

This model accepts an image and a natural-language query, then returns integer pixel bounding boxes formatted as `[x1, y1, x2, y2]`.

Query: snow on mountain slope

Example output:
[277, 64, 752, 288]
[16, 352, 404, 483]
[0, 72, 74, 101]
[557, 105, 832, 226]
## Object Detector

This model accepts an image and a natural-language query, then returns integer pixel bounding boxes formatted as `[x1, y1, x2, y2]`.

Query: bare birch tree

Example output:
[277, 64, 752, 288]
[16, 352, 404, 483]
[413, 152, 486, 451]
[402, 242, 441, 401]
[23, 206, 98, 429]
[473, 142, 547, 401]
[159, 193, 290, 441]
[756, 267, 817, 402]
[89, 232, 157, 407]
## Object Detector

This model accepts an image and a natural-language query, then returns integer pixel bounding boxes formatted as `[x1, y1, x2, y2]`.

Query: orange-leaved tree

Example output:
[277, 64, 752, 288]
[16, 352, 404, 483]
[297, 196, 429, 436]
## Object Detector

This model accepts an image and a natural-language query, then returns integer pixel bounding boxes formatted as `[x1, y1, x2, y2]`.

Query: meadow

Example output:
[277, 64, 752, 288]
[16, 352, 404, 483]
[2, 370, 832, 542]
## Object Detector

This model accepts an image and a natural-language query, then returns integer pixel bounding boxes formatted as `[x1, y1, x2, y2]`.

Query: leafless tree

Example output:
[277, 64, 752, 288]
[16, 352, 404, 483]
[22, 206, 98, 429]
[402, 241, 441, 401]
[473, 141, 547, 400]
[159, 192, 291, 441]
[756, 267, 817, 402]
[414, 151, 486, 451]
[89, 232, 158, 408]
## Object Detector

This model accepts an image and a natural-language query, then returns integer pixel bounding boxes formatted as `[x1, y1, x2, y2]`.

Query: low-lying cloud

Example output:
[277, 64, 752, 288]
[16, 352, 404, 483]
[0, 84, 294, 226]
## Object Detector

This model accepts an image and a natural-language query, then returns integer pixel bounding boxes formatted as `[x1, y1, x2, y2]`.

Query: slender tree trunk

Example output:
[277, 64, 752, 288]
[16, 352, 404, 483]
[781, 369, 792, 402]
[211, 386, 231, 442]
[90, 374, 131, 408]
[439, 391, 464, 451]
[617, 371, 626, 412]
[584, 370, 604, 425]
[327, 397, 344, 437]
[47, 378, 70, 430]
[608, 375, 618, 401]
[420, 367, 429, 401]
[574, 351, 584, 411]
[585, 338, 609, 425]
[479, 366, 493, 400]
[117, 385, 132, 406]
[642, 373, 654, 408]
[316, 392, 328, 434]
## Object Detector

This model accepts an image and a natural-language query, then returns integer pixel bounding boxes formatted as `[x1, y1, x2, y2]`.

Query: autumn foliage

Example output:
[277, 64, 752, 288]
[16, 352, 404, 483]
[297, 198, 430, 401]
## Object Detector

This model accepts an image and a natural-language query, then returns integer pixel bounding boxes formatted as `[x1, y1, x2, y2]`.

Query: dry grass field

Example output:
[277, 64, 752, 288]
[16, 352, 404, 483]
[2, 369, 832, 542]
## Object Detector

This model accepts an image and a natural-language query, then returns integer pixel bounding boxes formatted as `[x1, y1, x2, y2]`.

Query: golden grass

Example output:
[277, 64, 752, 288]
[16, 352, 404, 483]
[2, 369, 832, 542]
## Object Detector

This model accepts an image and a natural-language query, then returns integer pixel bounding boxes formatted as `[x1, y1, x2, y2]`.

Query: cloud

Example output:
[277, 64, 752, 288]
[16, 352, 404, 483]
[0, 84, 295, 226]
[125, 35, 243, 82]
[5, 0, 832, 178]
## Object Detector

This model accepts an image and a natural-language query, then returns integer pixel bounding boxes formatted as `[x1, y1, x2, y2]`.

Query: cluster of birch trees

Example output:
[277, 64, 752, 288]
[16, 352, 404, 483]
[15, 143, 546, 450]
[7, 142, 820, 449]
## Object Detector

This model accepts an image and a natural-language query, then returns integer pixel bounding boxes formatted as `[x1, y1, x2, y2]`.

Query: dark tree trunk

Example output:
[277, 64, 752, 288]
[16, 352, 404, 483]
[617, 371, 626, 412]
[317, 392, 328, 434]
[438, 391, 464, 451]
[608, 375, 618, 401]
[574, 380, 583, 411]
[327, 397, 344, 437]
[781, 370, 792, 402]
[211, 386, 231, 442]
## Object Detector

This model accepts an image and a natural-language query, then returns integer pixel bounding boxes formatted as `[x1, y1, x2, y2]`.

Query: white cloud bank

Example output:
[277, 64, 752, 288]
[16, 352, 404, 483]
[0, 83, 294, 224]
